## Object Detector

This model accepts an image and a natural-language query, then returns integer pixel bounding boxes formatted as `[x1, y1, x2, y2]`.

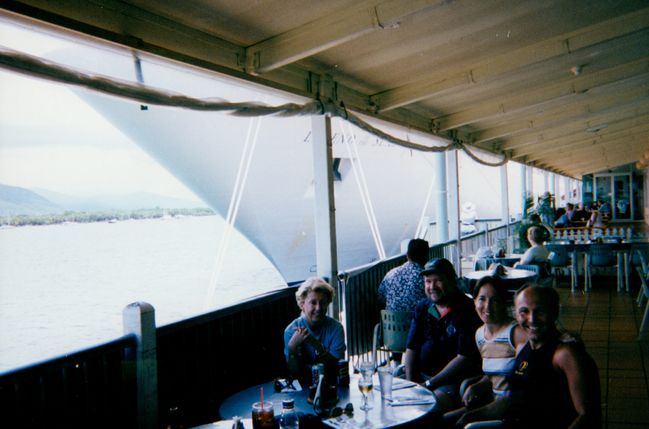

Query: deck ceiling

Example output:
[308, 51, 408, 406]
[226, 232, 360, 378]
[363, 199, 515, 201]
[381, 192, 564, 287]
[3, 0, 649, 178]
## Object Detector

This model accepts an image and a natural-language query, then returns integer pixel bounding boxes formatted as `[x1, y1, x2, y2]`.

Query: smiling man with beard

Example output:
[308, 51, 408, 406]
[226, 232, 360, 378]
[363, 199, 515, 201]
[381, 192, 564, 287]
[403, 258, 482, 413]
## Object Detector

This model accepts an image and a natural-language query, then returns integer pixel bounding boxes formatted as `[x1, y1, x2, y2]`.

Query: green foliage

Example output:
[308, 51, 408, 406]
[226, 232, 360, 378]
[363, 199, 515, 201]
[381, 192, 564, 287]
[0, 207, 215, 227]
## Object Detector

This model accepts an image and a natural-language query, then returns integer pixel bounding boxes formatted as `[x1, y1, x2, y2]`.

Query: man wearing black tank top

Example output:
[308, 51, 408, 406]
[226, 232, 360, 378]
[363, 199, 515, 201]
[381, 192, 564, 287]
[504, 286, 601, 429]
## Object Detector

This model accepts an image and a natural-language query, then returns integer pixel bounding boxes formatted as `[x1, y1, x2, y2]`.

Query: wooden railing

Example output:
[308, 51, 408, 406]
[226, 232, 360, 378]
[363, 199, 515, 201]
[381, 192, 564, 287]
[156, 287, 298, 427]
[459, 221, 519, 259]
[0, 336, 138, 429]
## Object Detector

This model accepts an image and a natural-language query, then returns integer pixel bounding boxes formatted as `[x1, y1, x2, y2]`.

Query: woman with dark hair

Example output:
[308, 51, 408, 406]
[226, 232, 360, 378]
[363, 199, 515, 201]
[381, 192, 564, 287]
[445, 276, 526, 427]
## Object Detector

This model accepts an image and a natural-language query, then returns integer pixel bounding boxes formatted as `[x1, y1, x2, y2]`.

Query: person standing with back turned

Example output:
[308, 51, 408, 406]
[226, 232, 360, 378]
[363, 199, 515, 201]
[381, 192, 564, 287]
[378, 238, 429, 312]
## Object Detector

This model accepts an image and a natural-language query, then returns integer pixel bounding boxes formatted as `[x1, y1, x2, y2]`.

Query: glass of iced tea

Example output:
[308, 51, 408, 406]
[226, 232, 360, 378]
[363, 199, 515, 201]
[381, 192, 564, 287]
[252, 401, 275, 429]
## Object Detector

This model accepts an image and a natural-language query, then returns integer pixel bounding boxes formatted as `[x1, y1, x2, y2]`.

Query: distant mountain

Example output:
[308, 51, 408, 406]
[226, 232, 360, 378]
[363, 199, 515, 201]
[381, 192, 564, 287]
[0, 184, 209, 216]
[0, 184, 62, 216]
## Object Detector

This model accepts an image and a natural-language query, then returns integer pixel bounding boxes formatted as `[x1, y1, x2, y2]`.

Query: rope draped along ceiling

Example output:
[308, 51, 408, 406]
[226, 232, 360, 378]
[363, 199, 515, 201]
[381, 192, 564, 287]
[0, 47, 508, 168]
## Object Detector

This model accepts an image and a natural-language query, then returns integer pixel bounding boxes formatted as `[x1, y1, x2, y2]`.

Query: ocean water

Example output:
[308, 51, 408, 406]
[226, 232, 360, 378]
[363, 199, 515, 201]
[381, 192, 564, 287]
[0, 215, 286, 372]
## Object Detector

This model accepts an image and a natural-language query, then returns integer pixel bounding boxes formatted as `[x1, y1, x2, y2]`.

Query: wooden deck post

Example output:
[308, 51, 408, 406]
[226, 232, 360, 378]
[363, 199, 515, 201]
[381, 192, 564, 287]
[311, 114, 339, 314]
[123, 302, 158, 429]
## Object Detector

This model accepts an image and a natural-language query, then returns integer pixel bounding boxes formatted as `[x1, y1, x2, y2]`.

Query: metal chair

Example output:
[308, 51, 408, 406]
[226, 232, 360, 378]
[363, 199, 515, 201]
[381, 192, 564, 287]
[629, 247, 649, 306]
[515, 262, 553, 287]
[639, 277, 649, 339]
[631, 248, 649, 338]
[585, 244, 621, 291]
[372, 310, 412, 367]
[546, 244, 576, 290]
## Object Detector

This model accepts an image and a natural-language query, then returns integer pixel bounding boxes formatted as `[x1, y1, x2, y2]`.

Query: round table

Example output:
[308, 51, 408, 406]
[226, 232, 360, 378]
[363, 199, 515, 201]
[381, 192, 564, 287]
[218, 373, 436, 429]
[463, 267, 537, 293]
[473, 256, 521, 271]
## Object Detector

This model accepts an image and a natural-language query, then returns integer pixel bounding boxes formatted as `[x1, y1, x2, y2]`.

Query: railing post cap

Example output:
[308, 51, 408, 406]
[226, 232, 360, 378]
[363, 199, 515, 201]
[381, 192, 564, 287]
[124, 301, 155, 313]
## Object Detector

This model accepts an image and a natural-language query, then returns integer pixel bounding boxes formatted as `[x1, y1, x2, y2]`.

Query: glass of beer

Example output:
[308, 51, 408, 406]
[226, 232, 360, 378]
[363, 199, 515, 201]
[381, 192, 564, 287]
[358, 375, 373, 411]
[252, 401, 275, 429]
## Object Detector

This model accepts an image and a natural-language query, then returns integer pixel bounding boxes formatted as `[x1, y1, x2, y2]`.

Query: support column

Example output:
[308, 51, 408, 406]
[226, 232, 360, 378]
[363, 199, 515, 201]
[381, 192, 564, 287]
[564, 176, 572, 203]
[447, 150, 460, 241]
[123, 302, 158, 429]
[311, 115, 339, 301]
[434, 151, 449, 243]
[520, 164, 527, 219]
[500, 163, 510, 231]
[446, 150, 461, 274]
[527, 166, 534, 200]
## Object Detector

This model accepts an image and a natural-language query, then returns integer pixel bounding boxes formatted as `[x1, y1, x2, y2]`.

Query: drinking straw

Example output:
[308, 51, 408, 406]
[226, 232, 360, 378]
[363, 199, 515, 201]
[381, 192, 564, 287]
[260, 386, 264, 410]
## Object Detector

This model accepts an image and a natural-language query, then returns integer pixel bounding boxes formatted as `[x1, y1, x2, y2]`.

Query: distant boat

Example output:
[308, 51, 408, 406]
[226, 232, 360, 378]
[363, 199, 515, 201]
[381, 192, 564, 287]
[107, 218, 118, 224]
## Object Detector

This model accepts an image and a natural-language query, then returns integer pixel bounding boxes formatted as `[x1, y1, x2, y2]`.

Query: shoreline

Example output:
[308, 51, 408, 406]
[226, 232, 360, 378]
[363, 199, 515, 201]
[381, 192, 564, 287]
[0, 207, 215, 227]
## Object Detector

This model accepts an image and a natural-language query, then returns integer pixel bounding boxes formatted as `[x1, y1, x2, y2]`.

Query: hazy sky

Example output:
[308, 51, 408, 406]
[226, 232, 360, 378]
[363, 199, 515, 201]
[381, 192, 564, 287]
[0, 21, 200, 201]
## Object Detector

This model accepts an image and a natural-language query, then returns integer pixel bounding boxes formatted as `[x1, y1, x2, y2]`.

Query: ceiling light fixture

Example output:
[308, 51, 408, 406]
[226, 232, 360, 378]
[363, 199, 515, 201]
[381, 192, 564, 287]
[585, 123, 608, 133]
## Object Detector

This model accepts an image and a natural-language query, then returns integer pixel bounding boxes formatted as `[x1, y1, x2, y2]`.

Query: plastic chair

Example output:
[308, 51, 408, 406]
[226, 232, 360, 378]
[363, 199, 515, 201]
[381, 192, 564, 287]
[546, 244, 575, 290]
[372, 310, 412, 367]
[585, 244, 620, 291]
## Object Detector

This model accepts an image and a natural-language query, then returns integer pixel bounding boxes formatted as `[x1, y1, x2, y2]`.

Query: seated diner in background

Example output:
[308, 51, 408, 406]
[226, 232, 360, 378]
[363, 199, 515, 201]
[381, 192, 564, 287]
[515, 226, 550, 266]
[443, 276, 526, 427]
[284, 277, 346, 385]
[569, 203, 589, 225]
[587, 202, 608, 229]
[554, 203, 573, 228]
[404, 258, 482, 414]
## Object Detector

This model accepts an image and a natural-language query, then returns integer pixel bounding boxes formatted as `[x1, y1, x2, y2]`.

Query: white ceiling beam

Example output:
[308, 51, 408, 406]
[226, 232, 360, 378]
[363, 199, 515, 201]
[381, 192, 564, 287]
[436, 59, 649, 131]
[245, 0, 448, 75]
[371, 6, 649, 111]
[507, 105, 649, 157]
[529, 134, 648, 166]
[554, 151, 641, 173]
[472, 83, 649, 144]
[518, 124, 649, 161]
[503, 106, 649, 152]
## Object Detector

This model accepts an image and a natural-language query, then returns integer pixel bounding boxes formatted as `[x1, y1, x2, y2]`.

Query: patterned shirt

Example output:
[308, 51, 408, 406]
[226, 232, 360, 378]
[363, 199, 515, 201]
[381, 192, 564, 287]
[378, 261, 426, 311]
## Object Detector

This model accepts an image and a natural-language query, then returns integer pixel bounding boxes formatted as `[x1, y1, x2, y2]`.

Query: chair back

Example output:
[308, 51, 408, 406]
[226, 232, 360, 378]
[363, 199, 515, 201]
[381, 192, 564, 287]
[546, 244, 569, 267]
[589, 244, 615, 267]
[380, 310, 412, 353]
[631, 246, 649, 268]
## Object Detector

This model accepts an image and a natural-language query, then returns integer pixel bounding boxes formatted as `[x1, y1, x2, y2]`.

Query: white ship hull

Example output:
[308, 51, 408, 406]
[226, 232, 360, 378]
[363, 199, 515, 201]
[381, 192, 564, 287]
[78, 90, 441, 284]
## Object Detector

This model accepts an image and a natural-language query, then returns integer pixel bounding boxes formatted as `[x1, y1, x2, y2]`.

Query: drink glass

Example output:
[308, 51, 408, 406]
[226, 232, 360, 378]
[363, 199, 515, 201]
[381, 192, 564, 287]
[377, 365, 393, 401]
[358, 377, 373, 411]
[252, 401, 275, 429]
[358, 360, 375, 379]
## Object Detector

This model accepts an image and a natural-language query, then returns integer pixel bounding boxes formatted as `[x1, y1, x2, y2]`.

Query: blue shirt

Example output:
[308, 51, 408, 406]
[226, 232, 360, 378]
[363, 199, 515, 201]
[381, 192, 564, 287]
[284, 315, 346, 365]
[406, 294, 481, 377]
[378, 261, 426, 311]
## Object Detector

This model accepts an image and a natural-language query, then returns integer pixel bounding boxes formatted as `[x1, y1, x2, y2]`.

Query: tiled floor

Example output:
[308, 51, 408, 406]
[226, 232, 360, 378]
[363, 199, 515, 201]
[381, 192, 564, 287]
[554, 277, 649, 428]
